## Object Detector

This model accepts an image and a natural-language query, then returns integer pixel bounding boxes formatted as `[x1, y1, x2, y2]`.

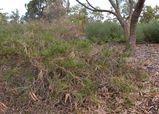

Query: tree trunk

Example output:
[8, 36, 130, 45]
[123, 22, 130, 41]
[128, 0, 146, 51]
[75, 0, 146, 53]
[129, 26, 136, 50]
[121, 21, 136, 54]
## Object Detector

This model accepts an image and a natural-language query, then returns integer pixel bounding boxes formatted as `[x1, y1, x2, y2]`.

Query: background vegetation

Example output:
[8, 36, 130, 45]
[0, 0, 159, 113]
[0, 21, 148, 113]
[85, 20, 159, 43]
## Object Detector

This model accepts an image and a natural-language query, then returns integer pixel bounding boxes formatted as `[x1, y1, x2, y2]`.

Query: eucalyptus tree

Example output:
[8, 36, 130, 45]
[140, 5, 159, 23]
[10, 9, 20, 23]
[25, 0, 70, 21]
[76, 0, 146, 50]
[25, 0, 47, 20]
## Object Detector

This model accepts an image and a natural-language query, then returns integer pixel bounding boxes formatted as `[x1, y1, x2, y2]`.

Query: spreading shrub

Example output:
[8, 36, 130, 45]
[136, 23, 146, 43]
[137, 20, 159, 43]
[85, 21, 124, 43]
[85, 20, 159, 43]
[143, 20, 159, 43]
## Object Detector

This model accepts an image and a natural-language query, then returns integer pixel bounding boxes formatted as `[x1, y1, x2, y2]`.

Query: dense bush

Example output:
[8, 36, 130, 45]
[85, 21, 124, 43]
[85, 20, 159, 43]
[136, 23, 146, 43]
[137, 20, 159, 43]
[143, 21, 159, 43]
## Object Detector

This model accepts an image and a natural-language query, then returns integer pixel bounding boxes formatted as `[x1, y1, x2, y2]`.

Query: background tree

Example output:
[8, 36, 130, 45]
[88, 7, 104, 22]
[154, 5, 159, 16]
[76, 0, 146, 50]
[69, 4, 104, 26]
[10, 9, 20, 23]
[25, 0, 47, 20]
[140, 5, 159, 23]
[25, 0, 69, 21]
[0, 9, 8, 24]
[44, 0, 67, 21]
[69, 5, 88, 33]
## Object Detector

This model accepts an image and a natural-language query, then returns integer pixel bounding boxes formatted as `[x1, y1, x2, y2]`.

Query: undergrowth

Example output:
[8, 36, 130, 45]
[0, 22, 148, 114]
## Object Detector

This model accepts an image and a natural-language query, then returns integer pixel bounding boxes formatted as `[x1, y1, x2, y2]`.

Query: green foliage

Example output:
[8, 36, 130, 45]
[41, 40, 70, 57]
[60, 58, 86, 68]
[69, 4, 88, 24]
[0, 10, 8, 24]
[52, 76, 72, 98]
[136, 23, 145, 43]
[25, 0, 47, 20]
[140, 6, 155, 23]
[140, 5, 159, 23]
[25, 0, 66, 21]
[73, 78, 96, 101]
[10, 9, 20, 23]
[0, 37, 24, 55]
[137, 21, 159, 43]
[0, 21, 149, 113]
[111, 77, 136, 93]
[86, 21, 124, 43]
[75, 39, 92, 53]
[69, 4, 104, 29]
[143, 21, 159, 43]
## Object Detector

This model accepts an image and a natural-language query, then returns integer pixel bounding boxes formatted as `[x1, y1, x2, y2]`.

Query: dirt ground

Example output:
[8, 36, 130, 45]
[129, 44, 159, 114]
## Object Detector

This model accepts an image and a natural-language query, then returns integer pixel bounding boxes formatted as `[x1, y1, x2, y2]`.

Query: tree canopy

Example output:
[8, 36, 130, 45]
[25, 0, 69, 21]
[140, 5, 159, 23]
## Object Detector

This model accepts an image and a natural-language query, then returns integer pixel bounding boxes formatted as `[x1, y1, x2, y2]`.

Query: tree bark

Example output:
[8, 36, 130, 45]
[128, 0, 146, 50]
[123, 22, 130, 40]
[129, 27, 136, 50]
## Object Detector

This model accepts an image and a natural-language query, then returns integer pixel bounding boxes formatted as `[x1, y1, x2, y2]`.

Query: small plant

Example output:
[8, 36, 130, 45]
[41, 40, 70, 57]
[76, 39, 91, 49]
[75, 39, 92, 54]
[73, 78, 96, 102]
[60, 58, 86, 68]
[0, 39, 22, 55]
[111, 77, 136, 93]
[123, 96, 134, 108]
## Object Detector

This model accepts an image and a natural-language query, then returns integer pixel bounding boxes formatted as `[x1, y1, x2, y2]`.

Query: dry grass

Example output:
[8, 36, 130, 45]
[0, 21, 149, 114]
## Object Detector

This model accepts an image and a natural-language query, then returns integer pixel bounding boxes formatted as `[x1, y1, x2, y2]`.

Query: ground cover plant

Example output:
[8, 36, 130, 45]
[0, 21, 150, 114]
